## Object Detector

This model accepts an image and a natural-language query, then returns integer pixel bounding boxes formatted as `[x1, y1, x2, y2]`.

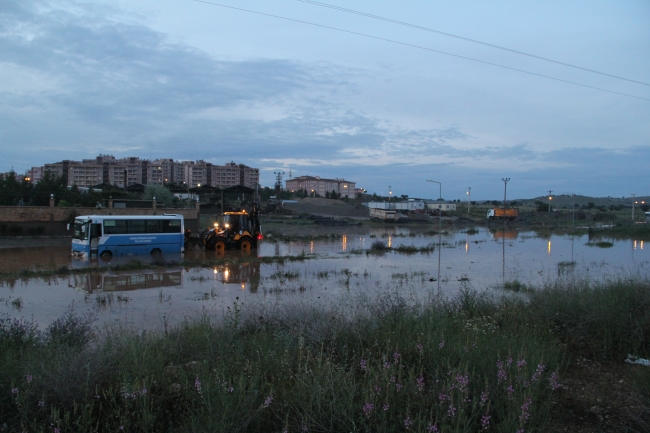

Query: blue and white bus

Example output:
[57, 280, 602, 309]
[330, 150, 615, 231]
[71, 214, 184, 260]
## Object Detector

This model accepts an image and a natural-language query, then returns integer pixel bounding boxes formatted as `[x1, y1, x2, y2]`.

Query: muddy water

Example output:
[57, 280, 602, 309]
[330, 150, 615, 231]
[0, 227, 647, 329]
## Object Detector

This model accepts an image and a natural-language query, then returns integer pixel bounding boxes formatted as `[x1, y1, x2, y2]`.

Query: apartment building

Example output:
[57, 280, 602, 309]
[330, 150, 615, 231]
[182, 160, 208, 188]
[25, 156, 260, 190]
[68, 159, 104, 187]
[285, 175, 356, 199]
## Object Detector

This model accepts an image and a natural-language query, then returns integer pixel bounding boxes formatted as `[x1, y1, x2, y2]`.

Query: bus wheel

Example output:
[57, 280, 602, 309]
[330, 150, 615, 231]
[214, 239, 226, 252]
[99, 250, 112, 262]
[151, 248, 162, 258]
[239, 238, 252, 251]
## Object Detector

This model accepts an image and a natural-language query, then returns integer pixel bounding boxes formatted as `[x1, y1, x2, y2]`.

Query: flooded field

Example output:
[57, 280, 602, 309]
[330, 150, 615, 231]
[0, 225, 647, 329]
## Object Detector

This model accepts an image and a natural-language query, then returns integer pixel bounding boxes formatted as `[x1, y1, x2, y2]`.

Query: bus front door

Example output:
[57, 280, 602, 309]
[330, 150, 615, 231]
[89, 224, 102, 255]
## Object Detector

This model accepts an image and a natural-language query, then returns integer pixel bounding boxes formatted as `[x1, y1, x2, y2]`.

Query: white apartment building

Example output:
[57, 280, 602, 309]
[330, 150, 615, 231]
[285, 175, 356, 199]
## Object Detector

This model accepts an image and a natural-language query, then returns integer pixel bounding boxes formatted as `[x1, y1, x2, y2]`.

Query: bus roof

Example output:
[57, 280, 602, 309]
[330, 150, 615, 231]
[76, 214, 182, 220]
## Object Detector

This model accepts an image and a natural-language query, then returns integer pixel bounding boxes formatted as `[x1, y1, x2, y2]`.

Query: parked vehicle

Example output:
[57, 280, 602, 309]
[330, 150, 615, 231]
[487, 208, 519, 220]
[200, 202, 262, 251]
[370, 208, 398, 222]
[71, 214, 184, 259]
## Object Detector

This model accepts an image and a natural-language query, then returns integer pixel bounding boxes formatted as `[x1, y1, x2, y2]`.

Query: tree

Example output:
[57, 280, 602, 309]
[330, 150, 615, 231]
[30, 172, 66, 206]
[144, 184, 175, 207]
[0, 171, 25, 205]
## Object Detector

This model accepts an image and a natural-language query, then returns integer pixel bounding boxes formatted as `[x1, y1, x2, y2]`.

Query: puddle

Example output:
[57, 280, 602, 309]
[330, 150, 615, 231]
[0, 227, 647, 329]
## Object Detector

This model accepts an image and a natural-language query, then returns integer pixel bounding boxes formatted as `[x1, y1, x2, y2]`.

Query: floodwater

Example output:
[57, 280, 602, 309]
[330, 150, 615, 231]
[1, 226, 647, 329]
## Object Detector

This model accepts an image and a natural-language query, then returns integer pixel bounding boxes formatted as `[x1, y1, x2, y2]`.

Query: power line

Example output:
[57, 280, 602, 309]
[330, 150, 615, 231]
[296, 0, 650, 87]
[192, 1, 650, 101]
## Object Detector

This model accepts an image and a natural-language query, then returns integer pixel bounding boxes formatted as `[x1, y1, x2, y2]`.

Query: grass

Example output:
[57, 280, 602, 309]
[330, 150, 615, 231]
[2, 277, 649, 432]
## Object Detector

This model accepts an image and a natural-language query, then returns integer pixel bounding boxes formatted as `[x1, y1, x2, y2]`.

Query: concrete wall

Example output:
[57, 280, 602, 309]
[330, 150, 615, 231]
[0, 206, 200, 236]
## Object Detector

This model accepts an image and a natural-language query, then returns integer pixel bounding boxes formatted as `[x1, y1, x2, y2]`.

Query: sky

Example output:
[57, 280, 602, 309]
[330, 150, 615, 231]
[1, 0, 649, 201]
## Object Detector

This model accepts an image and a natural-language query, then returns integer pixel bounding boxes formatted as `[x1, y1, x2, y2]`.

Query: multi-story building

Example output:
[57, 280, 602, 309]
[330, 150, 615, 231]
[107, 157, 143, 188]
[20, 156, 261, 190]
[210, 162, 240, 188]
[44, 160, 71, 182]
[240, 164, 260, 189]
[28, 166, 44, 183]
[68, 160, 104, 187]
[285, 175, 356, 199]
[182, 160, 208, 188]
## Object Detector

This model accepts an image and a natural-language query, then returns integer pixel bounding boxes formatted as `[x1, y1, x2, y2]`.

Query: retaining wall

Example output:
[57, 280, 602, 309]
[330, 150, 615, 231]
[0, 206, 200, 236]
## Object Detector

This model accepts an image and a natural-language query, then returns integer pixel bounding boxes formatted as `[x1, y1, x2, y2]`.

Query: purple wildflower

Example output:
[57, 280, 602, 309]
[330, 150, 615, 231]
[416, 376, 425, 391]
[360, 358, 368, 371]
[393, 351, 401, 362]
[11, 388, 18, 395]
[263, 396, 273, 407]
[396, 382, 403, 392]
[38, 400, 45, 408]
[517, 359, 526, 369]
[26, 374, 33, 383]
[362, 402, 374, 417]
[480, 390, 489, 405]
[497, 360, 507, 384]
[506, 357, 513, 367]
[447, 405, 456, 418]
[481, 411, 491, 431]
[519, 396, 532, 423]
[383, 403, 390, 411]
[507, 385, 514, 398]
[549, 371, 561, 390]
[373, 384, 382, 394]
[427, 423, 439, 432]
[383, 361, 391, 369]
[404, 416, 413, 429]
[195, 378, 202, 393]
[439, 341, 445, 349]
[417, 343, 423, 354]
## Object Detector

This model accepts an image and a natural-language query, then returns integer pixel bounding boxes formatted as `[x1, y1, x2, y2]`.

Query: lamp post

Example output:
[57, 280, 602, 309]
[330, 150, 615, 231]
[426, 180, 441, 291]
[548, 190, 553, 213]
[467, 187, 471, 214]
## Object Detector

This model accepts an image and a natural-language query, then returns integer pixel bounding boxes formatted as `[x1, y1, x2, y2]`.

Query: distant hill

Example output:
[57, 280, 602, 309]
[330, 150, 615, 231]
[513, 195, 649, 209]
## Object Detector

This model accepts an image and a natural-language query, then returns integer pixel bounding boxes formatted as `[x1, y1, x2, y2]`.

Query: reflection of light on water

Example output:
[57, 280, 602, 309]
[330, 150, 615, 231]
[634, 240, 644, 250]
[547, 240, 551, 255]
[342, 236, 347, 251]
[465, 242, 469, 253]
[310, 241, 314, 254]
[224, 268, 230, 282]
[388, 236, 392, 248]
[241, 283, 245, 290]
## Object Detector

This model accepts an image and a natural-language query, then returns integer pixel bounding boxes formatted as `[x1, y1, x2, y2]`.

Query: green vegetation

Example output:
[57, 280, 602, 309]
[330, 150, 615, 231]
[1, 278, 648, 432]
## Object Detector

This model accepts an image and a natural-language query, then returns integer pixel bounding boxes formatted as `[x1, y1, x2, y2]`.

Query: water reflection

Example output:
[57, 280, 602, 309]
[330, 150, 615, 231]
[71, 269, 184, 293]
[212, 261, 261, 293]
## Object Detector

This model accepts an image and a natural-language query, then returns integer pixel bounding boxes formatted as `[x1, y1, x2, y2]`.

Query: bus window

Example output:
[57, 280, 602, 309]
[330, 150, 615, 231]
[145, 220, 162, 233]
[74, 220, 90, 240]
[128, 220, 146, 234]
[104, 219, 127, 234]
[163, 219, 181, 233]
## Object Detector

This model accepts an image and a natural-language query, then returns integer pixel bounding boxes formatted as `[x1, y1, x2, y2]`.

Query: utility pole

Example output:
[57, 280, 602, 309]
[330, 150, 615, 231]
[548, 190, 553, 213]
[502, 178, 510, 211]
[467, 187, 471, 214]
[632, 193, 636, 222]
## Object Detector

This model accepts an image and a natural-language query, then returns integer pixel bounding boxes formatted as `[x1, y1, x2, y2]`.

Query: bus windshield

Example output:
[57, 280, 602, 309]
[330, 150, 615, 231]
[73, 219, 90, 240]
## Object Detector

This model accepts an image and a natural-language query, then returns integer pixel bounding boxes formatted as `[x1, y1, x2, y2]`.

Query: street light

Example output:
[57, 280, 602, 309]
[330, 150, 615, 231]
[467, 187, 471, 214]
[633, 199, 646, 222]
[426, 180, 441, 291]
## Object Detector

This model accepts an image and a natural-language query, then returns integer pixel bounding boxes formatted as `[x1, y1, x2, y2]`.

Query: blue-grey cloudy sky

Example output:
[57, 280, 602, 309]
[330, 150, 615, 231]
[1, 0, 648, 200]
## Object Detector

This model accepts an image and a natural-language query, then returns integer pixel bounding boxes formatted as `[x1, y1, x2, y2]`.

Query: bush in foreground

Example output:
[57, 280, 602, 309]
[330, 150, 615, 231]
[1, 278, 648, 432]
